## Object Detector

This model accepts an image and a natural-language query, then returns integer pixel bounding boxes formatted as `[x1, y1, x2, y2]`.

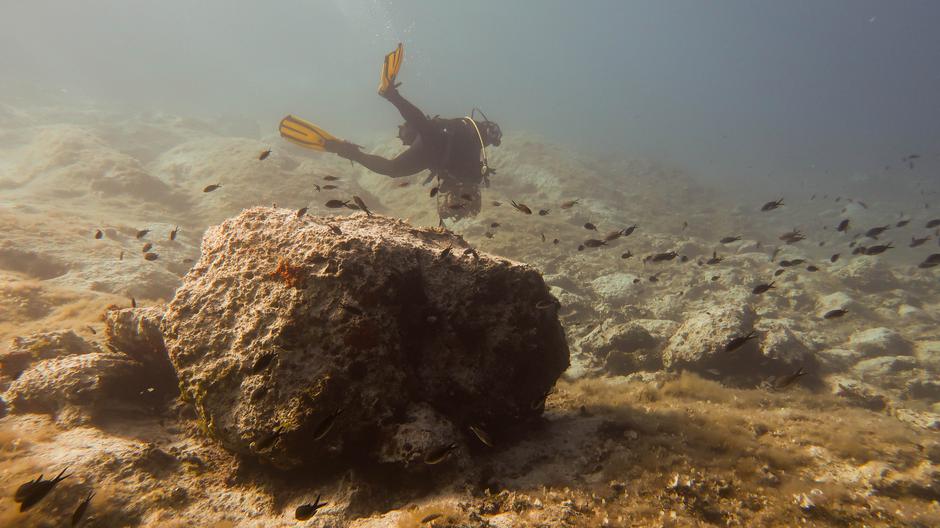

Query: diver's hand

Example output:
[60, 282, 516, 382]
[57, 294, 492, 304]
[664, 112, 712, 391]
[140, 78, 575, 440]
[324, 139, 362, 159]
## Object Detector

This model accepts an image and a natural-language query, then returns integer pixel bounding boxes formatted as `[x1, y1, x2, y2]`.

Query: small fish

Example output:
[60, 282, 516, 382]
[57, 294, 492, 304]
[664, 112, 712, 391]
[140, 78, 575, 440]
[169, 226, 179, 241]
[584, 222, 597, 231]
[910, 236, 930, 247]
[136, 229, 150, 239]
[424, 443, 458, 465]
[706, 251, 723, 265]
[865, 243, 893, 255]
[510, 200, 532, 214]
[130, 296, 137, 308]
[71, 491, 94, 527]
[621, 225, 638, 237]
[18, 467, 70, 512]
[119, 250, 124, 261]
[325, 199, 349, 208]
[836, 219, 850, 232]
[440, 246, 453, 258]
[917, 253, 940, 268]
[142, 242, 153, 252]
[313, 183, 321, 192]
[295, 494, 328, 520]
[312, 409, 344, 441]
[852, 246, 867, 255]
[648, 273, 661, 283]
[632, 278, 641, 284]
[926, 219, 940, 228]
[779, 229, 805, 244]
[258, 149, 271, 160]
[779, 259, 805, 268]
[577, 244, 584, 251]
[806, 265, 819, 272]
[830, 253, 840, 263]
[682, 221, 688, 230]
[322, 184, 339, 190]
[353, 196, 373, 216]
[540, 232, 546, 242]
[491, 200, 501, 206]
[865, 225, 889, 239]
[144, 252, 159, 261]
[560, 199, 579, 209]
[710, 275, 720, 281]
[323, 175, 340, 181]
[469, 425, 494, 448]
[94, 229, 103, 239]
[720, 236, 741, 244]
[203, 183, 221, 193]
[651, 251, 678, 262]
[604, 230, 622, 242]
[421, 513, 444, 524]
[327, 224, 342, 235]
[538, 209, 550, 216]
[773, 366, 807, 390]
[773, 269, 785, 277]
[725, 330, 758, 352]
[896, 219, 910, 228]
[553, 238, 559, 244]
[296, 206, 308, 218]
[752, 281, 775, 295]
[14, 474, 44, 503]
[620, 251, 633, 259]
[490, 222, 500, 228]
[761, 198, 784, 211]
[823, 309, 848, 319]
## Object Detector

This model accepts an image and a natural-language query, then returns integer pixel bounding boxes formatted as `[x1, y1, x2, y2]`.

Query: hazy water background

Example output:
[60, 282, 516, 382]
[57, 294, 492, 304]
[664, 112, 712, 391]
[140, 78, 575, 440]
[2, 0, 939, 197]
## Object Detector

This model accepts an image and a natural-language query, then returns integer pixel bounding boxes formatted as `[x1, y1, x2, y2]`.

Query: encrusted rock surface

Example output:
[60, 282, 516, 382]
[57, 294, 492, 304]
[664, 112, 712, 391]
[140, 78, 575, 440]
[0, 329, 98, 379]
[105, 305, 177, 393]
[161, 207, 569, 469]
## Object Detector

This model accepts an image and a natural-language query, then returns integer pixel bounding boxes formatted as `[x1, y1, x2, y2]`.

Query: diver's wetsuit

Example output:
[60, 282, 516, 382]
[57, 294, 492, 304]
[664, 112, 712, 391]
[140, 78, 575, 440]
[334, 89, 487, 219]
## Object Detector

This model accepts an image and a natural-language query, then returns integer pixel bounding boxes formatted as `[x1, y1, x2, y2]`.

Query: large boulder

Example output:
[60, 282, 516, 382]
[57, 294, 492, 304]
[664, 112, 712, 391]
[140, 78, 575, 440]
[0, 329, 98, 379]
[105, 305, 177, 394]
[661, 302, 757, 372]
[161, 207, 569, 470]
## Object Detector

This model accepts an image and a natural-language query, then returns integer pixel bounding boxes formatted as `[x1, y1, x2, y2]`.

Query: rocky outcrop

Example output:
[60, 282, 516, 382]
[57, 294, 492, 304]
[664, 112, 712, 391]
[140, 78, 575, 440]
[105, 305, 177, 393]
[661, 302, 757, 373]
[161, 208, 569, 470]
[0, 329, 98, 379]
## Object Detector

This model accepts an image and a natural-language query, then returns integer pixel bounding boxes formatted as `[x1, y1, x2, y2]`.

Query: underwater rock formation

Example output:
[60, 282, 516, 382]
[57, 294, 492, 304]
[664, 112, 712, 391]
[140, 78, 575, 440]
[104, 305, 177, 393]
[161, 207, 569, 470]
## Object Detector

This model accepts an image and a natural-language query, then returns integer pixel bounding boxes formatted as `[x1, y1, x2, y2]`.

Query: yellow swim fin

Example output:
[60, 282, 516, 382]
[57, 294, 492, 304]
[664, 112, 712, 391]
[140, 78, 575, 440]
[378, 42, 404, 95]
[278, 115, 338, 151]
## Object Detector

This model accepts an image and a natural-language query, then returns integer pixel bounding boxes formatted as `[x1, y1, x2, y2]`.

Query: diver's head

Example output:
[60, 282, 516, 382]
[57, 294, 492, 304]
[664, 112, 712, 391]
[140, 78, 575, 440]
[398, 122, 418, 146]
[471, 108, 502, 147]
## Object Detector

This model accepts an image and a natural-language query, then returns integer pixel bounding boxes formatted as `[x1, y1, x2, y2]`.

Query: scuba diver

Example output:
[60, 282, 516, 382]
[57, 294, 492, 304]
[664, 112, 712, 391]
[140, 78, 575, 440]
[279, 44, 501, 221]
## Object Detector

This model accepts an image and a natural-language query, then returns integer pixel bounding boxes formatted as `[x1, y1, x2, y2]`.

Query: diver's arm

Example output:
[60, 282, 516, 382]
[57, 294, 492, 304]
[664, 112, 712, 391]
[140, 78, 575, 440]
[343, 146, 427, 178]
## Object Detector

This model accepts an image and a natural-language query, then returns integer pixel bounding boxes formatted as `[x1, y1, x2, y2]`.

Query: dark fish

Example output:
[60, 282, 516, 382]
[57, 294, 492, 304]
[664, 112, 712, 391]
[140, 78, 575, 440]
[169, 226, 179, 241]
[583, 239, 606, 248]
[136, 229, 150, 239]
[806, 265, 819, 272]
[510, 200, 532, 214]
[926, 219, 940, 228]
[910, 236, 929, 247]
[604, 230, 622, 241]
[577, 244, 584, 251]
[852, 246, 867, 255]
[896, 219, 909, 227]
[864, 225, 889, 239]
[773, 269, 785, 276]
[779, 229, 805, 243]
[94, 229, 103, 239]
[203, 183, 221, 193]
[836, 219, 850, 232]
[823, 309, 848, 319]
[720, 236, 741, 244]
[584, 222, 597, 231]
[710, 275, 720, 281]
[490, 222, 500, 228]
[327, 224, 342, 235]
[651, 251, 678, 262]
[779, 259, 805, 267]
[424, 443, 458, 465]
[648, 273, 661, 283]
[917, 253, 940, 268]
[469, 425, 494, 448]
[621, 225, 638, 237]
[258, 149, 271, 160]
[119, 250, 124, 260]
[706, 251, 723, 265]
[560, 199, 579, 209]
[312, 409, 344, 441]
[752, 281, 775, 295]
[421, 513, 444, 524]
[538, 209, 550, 216]
[865, 243, 893, 255]
[353, 196, 373, 216]
[14, 474, 44, 503]
[773, 367, 807, 390]
[295, 494, 328, 520]
[621, 251, 633, 259]
[322, 184, 339, 190]
[142, 242, 153, 252]
[830, 253, 840, 263]
[71, 491, 94, 527]
[297, 206, 308, 218]
[553, 238, 559, 244]
[144, 252, 159, 261]
[633, 278, 641, 284]
[725, 330, 758, 352]
[540, 232, 546, 242]
[325, 199, 349, 208]
[18, 467, 70, 512]
[682, 221, 688, 230]
[311, 183, 321, 192]
[323, 175, 340, 181]
[130, 296, 136, 308]
[428, 186, 439, 198]
[761, 198, 784, 211]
